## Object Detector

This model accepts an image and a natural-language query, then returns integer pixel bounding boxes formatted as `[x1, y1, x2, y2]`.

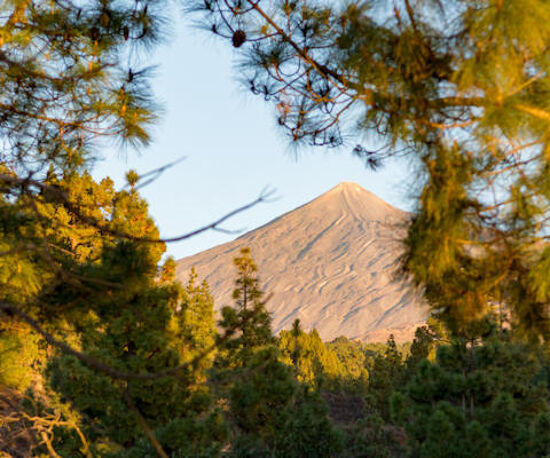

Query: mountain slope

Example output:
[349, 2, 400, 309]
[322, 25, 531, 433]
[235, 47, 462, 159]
[175, 182, 427, 342]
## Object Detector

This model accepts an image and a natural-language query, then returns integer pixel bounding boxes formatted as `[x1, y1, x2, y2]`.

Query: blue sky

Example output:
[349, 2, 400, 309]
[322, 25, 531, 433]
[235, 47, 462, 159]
[93, 17, 415, 259]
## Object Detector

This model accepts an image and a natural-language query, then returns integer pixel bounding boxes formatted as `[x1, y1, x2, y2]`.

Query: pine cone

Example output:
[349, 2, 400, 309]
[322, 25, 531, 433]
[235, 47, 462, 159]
[232, 30, 246, 48]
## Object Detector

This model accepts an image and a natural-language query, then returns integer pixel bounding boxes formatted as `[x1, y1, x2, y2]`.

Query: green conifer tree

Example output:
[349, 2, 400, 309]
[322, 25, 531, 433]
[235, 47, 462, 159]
[173, 266, 218, 378]
[0, 4, 169, 444]
[367, 335, 406, 421]
[0, 171, 226, 456]
[279, 321, 361, 391]
[217, 247, 274, 367]
[0, 0, 164, 319]
[392, 323, 550, 457]
[327, 336, 369, 391]
[216, 248, 342, 457]
[49, 255, 226, 455]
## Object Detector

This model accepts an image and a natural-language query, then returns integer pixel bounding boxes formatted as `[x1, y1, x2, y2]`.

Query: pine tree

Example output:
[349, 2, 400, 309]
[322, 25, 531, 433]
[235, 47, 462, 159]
[191, 0, 550, 340]
[278, 321, 362, 391]
[0, 170, 228, 455]
[216, 248, 342, 457]
[0, 0, 164, 308]
[173, 267, 218, 378]
[0, 4, 169, 447]
[49, 255, 226, 455]
[327, 336, 369, 389]
[392, 322, 550, 457]
[0, 0, 167, 388]
[0, 0, 160, 176]
[366, 335, 406, 421]
[217, 247, 274, 367]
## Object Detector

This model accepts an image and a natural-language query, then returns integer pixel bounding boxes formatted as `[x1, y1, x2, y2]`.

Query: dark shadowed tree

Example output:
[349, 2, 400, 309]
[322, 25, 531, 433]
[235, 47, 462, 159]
[392, 321, 550, 457]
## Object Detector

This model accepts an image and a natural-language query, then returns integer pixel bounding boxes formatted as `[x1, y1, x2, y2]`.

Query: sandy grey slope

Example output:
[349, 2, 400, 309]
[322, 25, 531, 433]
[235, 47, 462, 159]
[175, 182, 428, 342]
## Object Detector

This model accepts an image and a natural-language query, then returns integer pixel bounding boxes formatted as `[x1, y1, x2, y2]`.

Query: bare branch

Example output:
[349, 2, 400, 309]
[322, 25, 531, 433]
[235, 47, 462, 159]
[123, 156, 187, 191]
[0, 173, 276, 244]
[39, 431, 61, 458]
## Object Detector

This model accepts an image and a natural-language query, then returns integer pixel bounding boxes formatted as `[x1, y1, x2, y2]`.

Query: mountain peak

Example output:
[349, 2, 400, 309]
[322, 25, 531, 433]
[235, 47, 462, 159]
[326, 181, 365, 193]
[313, 182, 405, 221]
[176, 182, 426, 342]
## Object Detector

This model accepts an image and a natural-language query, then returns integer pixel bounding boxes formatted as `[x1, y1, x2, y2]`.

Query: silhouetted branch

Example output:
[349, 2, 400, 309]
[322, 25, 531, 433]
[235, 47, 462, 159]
[123, 156, 187, 191]
[0, 173, 276, 244]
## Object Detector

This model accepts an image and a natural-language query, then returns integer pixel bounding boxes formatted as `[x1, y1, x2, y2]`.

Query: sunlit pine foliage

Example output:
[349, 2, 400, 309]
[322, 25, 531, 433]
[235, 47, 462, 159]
[191, 0, 550, 341]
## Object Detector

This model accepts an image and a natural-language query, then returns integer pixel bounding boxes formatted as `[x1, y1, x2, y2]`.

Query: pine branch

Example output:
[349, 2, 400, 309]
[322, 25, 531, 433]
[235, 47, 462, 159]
[123, 389, 169, 458]
[0, 173, 276, 244]
[0, 300, 228, 381]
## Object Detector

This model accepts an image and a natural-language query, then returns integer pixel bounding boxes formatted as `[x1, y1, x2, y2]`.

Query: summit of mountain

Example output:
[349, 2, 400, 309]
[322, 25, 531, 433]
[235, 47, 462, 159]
[312, 181, 405, 216]
[252, 181, 405, 229]
[175, 182, 427, 342]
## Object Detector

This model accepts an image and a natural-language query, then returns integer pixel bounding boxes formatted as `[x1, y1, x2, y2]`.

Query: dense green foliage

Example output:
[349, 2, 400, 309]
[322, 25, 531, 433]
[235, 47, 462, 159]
[48, 252, 223, 455]
[279, 321, 352, 390]
[2, 235, 550, 455]
[393, 323, 550, 457]
[1, 0, 163, 318]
